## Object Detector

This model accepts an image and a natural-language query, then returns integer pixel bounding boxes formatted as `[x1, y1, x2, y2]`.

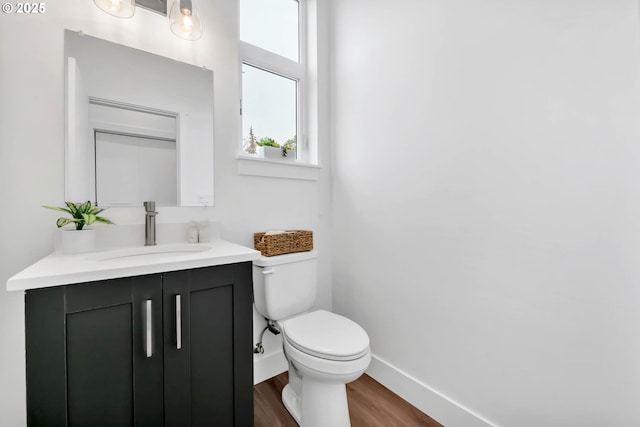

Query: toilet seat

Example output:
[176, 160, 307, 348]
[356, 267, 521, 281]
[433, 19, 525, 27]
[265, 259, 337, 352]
[281, 310, 370, 361]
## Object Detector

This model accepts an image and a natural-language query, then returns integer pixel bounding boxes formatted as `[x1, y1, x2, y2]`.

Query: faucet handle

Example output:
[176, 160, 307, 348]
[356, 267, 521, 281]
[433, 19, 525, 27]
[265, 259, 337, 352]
[143, 201, 156, 212]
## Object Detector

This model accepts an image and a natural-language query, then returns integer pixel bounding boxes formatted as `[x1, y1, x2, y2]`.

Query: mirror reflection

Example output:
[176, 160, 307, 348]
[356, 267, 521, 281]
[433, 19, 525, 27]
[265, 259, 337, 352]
[64, 30, 214, 207]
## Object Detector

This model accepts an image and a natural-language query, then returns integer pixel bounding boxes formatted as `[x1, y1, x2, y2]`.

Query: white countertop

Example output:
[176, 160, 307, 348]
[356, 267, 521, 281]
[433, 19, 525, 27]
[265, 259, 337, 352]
[6, 240, 261, 292]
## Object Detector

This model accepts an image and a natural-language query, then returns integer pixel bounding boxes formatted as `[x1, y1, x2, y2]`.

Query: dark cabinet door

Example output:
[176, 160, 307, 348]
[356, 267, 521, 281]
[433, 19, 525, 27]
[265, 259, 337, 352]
[25, 275, 164, 427]
[25, 263, 253, 427]
[163, 263, 254, 427]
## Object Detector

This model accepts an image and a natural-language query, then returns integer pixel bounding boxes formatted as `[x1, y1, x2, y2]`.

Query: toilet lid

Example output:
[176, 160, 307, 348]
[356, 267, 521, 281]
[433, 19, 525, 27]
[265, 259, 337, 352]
[282, 310, 370, 361]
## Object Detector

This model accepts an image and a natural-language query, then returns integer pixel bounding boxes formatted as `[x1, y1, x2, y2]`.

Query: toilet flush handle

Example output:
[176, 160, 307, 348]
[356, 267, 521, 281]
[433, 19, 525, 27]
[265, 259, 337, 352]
[262, 269, 275, 275]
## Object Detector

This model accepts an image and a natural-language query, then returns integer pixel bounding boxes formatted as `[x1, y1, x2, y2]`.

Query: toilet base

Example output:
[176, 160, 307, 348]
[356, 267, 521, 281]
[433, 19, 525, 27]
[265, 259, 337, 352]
[280, 332, 371, 427]
[281, 377, 352, 427]
[282, 384, 302, 424]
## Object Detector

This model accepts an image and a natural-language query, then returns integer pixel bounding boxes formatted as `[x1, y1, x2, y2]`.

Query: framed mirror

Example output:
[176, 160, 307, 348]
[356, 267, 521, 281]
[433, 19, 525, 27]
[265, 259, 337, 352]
[64, 30, 214, 207]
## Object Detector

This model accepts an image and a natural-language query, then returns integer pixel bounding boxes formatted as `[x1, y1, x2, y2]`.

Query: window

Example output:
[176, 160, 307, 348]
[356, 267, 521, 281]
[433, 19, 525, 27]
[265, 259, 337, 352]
[240, 0, 299, 62]
[240, 0, 306, 163]
[241, 64, 297, 159]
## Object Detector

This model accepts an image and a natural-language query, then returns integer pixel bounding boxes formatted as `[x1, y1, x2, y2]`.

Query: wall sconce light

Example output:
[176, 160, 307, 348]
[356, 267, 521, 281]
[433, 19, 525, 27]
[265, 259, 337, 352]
[169, 0, 203, 41]
[93, 0, 136, 18]
[94, 0, 203, 41]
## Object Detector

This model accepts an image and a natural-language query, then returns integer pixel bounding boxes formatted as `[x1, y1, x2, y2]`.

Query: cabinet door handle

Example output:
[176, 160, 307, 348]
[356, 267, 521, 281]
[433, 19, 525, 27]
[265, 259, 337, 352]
[145, 299, 153, 358]
[176, 294, 182, 350]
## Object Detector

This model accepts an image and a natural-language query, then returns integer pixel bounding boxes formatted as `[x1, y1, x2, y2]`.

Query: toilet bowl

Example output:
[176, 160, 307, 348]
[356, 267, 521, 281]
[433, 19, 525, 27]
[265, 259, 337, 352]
[253, 251, 371, 427]
[279, 310, 371, 427]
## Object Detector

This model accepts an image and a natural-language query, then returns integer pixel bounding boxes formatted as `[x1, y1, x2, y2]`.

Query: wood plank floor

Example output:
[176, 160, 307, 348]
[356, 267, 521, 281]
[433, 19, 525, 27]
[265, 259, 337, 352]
[254, 372, 442, 427]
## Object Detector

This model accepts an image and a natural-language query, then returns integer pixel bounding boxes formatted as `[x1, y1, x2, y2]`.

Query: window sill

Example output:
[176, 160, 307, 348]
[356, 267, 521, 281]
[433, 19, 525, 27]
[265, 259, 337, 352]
[236, 155, 321, 181]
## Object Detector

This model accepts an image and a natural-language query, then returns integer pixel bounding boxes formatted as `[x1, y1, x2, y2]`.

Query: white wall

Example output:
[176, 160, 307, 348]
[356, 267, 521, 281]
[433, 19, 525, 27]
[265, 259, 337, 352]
[0, 1, 331, 424]
[331, 1, 640, 426]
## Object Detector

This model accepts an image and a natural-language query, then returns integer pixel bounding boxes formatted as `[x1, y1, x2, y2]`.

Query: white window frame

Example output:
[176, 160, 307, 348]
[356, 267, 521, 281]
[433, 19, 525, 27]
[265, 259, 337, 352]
[239, 0, 311, 165]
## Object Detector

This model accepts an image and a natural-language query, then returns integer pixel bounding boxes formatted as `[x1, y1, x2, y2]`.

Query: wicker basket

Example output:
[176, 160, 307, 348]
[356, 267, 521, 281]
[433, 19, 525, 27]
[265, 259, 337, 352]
[254, 230, 313, 257]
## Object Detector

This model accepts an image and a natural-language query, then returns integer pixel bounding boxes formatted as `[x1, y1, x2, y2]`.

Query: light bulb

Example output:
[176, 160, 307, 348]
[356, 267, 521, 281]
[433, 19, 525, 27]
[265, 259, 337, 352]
[181, 14, 193, 33]
[109, 0, 121, 13]
[94, 0, 135, 18]
[169, 0, 202, 40]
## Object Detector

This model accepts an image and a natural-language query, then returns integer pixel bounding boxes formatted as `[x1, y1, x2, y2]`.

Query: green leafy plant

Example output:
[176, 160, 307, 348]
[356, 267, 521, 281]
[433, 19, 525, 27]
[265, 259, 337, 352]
[285, 135, 297, 149]
[257, 137, 280, 148]
[43, 201, 113, 230]
[282, 137, 297, 157]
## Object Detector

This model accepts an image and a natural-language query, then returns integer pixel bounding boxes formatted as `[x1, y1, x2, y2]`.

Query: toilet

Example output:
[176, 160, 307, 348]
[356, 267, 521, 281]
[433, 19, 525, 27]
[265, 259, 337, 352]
[253, 250, 371, 427]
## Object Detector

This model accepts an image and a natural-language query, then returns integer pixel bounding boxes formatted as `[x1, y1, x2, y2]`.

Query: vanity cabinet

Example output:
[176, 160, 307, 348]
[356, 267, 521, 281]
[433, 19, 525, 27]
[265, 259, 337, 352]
[25, 263, 253, 427]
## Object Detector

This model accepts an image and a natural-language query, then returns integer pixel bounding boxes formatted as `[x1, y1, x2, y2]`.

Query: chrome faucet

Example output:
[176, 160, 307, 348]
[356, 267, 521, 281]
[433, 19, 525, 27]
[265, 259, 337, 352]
[143, 201, 158, 246]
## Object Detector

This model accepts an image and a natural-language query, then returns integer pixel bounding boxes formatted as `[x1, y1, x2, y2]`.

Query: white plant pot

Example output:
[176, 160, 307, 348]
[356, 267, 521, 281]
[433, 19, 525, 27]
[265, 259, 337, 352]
[263, 146, 283, 160]
[60, 228, 95, 254]
[282, 149, 297, 161]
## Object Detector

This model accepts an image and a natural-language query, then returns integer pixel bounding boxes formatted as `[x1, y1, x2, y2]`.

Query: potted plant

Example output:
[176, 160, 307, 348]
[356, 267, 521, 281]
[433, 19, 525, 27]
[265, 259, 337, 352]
[43, 201, 113, 253]
[257, 137, 281, 160]
[282, 136, 297, 161]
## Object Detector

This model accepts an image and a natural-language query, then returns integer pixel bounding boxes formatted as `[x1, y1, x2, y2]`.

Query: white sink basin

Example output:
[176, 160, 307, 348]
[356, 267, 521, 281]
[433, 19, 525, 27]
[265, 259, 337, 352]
[88, 244, 212, 261]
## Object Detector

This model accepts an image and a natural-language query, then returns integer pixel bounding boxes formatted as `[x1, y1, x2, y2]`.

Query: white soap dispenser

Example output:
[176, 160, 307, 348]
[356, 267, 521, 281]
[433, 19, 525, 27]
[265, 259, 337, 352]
[198, 220, 210, 243]
[187, 221, 199, 243]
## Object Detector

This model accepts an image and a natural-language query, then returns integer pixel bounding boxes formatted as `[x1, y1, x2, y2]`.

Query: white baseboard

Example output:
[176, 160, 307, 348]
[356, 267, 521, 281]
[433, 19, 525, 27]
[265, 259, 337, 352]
[254, 349, 288, 385]
[367, 354, 496, 427]
[253, 350, 497, 427]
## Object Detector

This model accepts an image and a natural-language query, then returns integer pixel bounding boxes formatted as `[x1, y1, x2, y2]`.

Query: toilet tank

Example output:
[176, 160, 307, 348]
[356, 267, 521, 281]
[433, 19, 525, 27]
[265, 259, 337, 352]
[252, 250, 318, 321]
